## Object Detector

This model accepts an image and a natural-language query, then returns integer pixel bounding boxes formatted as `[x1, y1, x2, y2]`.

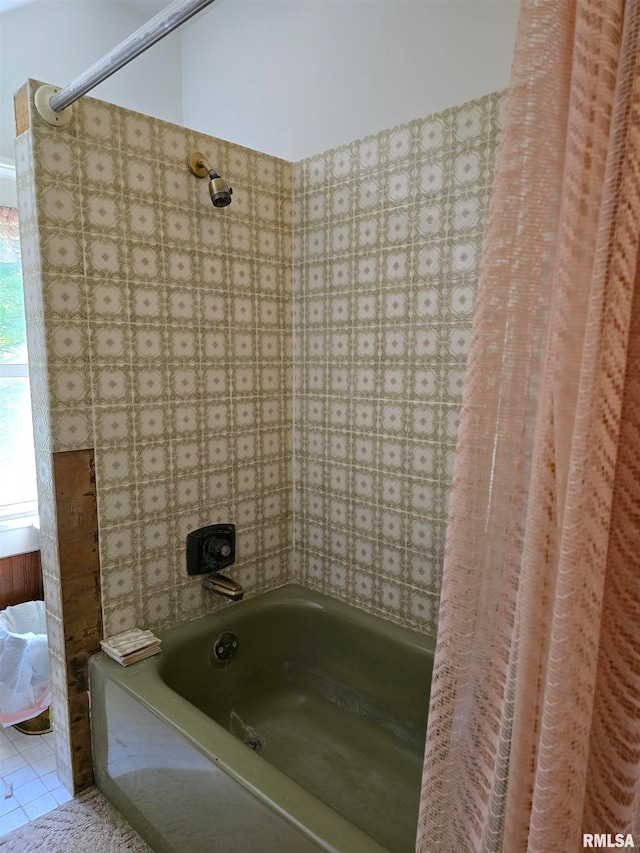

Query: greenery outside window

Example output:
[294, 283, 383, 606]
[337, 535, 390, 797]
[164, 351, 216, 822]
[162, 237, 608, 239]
[0, 205, 38, 530]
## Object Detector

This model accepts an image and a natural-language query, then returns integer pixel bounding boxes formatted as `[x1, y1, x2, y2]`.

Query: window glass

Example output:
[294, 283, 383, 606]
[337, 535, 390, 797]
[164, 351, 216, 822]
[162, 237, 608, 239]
[0, 206, 37, 517]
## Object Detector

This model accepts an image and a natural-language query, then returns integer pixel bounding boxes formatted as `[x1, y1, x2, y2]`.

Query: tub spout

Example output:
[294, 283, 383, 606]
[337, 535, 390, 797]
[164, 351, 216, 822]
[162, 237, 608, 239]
[202, 572, 244, 601]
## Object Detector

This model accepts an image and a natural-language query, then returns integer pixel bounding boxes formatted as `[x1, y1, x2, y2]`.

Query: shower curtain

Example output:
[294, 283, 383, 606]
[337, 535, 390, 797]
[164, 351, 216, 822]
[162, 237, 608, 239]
[417, 1, 640, 851]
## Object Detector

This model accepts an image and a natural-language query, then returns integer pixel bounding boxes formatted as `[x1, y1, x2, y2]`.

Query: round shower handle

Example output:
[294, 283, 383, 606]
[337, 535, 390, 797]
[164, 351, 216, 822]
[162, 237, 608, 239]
[206, 537, 232, 560]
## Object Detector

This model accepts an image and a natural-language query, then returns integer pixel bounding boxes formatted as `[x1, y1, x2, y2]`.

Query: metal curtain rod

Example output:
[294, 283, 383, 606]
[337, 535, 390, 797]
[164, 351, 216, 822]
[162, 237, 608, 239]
[46, 0, 217, 114]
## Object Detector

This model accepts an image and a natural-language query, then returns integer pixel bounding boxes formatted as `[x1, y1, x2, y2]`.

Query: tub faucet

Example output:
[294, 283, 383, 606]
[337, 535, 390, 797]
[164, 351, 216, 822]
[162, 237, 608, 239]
[202, 572, 244, 602]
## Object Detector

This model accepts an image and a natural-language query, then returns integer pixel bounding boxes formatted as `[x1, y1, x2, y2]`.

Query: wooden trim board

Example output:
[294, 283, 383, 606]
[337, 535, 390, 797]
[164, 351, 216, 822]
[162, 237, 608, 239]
[52, 448, 103, 792]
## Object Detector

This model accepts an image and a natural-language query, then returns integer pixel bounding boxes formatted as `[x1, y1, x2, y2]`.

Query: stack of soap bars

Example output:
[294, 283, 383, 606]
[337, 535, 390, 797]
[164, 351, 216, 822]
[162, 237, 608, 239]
[100, 628, 161, 666]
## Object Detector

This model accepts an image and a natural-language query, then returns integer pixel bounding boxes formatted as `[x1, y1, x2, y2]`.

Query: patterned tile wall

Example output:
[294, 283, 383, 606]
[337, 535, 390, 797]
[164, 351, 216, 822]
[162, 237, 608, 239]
[19, 81, 504, 665]
[17, 81, 503, 791]
[15, 118, 74, 792]
[18, 81, 294, 641]
[293, 91, 505, 635]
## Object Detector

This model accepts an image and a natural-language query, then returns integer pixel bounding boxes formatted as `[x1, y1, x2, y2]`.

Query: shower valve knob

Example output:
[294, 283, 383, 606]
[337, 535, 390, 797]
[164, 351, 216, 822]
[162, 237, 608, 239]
[186, 523, 235, 575]
[206, 539, 232, 560]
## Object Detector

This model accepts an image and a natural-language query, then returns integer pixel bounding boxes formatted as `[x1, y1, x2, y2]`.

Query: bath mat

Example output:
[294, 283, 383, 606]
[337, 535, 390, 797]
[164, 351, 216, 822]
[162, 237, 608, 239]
[0, 786, 153, 852]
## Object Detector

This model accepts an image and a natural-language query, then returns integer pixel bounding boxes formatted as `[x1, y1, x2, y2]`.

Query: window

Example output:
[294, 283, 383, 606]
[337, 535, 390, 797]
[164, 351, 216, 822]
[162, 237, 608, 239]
[0, 205, 39, 554]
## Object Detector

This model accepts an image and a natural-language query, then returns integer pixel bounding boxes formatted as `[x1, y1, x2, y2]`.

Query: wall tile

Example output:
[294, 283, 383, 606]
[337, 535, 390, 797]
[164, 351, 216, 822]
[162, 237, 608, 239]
[20, 83, 505, 798]
[293, 90, 504, 634]
[21, 82, 296, 650]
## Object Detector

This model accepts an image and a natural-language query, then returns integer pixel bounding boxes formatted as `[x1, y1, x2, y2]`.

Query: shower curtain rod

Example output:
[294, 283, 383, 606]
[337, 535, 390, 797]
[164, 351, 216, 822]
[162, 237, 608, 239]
[45, 0, 217, 114]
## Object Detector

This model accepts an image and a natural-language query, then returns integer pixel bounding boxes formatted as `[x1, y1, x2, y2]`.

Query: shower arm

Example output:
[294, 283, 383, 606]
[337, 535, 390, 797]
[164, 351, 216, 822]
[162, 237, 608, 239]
[34, 0, 218, 124]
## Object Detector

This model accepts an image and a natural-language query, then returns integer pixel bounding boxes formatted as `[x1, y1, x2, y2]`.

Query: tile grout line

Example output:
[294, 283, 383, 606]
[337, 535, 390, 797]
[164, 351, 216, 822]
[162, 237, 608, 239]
[0, 725, 71, 839]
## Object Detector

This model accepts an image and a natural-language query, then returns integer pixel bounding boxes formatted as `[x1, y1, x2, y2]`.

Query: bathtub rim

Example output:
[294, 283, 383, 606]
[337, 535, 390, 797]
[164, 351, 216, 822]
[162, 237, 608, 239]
[90, 582, 435, 853]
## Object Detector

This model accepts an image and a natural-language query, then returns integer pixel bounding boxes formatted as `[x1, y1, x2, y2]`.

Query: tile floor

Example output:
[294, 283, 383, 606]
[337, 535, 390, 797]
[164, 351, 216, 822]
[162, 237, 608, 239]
[0, 723, 71, 837]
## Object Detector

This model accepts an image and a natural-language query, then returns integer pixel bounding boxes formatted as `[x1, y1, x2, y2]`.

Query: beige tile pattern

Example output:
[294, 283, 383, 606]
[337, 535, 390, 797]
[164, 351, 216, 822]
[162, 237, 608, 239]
[17, 81, 503, 790]
[44, 94, 293, 633]
[15, 114, 75, 792]
[16, 80, 295, 790]
[293, 92, 505, 634]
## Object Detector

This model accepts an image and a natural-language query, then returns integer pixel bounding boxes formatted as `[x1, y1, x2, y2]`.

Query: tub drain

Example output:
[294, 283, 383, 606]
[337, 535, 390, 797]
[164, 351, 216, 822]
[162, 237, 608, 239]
[245, 736, 263, 752]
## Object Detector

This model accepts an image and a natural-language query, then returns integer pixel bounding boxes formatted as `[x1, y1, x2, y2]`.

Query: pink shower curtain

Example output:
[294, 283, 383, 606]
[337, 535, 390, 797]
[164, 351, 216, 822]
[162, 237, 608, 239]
[417, 1, 640, 851]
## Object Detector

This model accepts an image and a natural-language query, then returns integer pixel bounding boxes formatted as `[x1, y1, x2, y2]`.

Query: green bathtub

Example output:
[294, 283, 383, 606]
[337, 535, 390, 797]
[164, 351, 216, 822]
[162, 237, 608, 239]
[89, 583, 435, 852]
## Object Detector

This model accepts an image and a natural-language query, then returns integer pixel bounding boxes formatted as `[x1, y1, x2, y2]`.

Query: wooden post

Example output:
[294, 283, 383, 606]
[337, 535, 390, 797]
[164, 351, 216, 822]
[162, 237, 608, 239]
[52, 449, 103, 792]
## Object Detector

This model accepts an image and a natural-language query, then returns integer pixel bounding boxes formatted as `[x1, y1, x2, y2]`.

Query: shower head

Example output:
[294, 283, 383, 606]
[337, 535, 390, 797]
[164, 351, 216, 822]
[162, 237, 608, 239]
[188, 152, 233, 208]
[207, 172, 233, 208]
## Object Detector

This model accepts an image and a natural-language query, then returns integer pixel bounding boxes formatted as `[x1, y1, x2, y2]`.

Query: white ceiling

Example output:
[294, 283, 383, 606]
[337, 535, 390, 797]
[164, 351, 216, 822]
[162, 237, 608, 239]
[116, 0, 168, 18]
[0, 0, 168, 18]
